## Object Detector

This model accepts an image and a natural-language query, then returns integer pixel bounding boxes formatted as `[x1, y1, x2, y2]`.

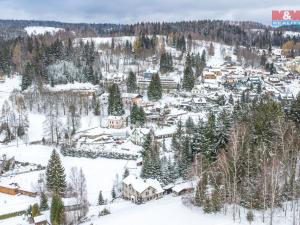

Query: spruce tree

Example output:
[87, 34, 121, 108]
[130, 103, 140, 125]
[138, 106, 146, 126]
[141, 135, 162, 180]
[191, 119, 204, 155]
[126, 71, 137, 93]
[40, 192, 49, 211]
[46, 150, 67, 195]
[130, 104, 145, 126]
[21, 62, 33, 91]
[141, 134, 153, 178]
[178, 136, 192, 178]
[185, 116, 195, 135]
[182, 53, 195, 91]
[147, 73, 162, 101]
[202, 113, 217, 159]
[98, 190, 105, 205]
[215, 110, 232, 151]
[108, 83, 124, 116]
[111, 187, 116, 199]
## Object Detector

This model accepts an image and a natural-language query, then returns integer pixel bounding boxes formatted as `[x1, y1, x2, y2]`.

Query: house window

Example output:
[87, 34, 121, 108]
[146, 191, 149, 196]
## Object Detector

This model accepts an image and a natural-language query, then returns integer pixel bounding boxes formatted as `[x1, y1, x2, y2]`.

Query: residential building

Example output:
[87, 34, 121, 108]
[107, 116, 124, 129]
[122, 175, 164, 204]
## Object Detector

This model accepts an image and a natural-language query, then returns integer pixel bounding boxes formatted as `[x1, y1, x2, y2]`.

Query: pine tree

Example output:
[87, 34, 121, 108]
[86, 64, 96, 84]
[130, 103, 140, 125]
[46, 150, 67, 195]
[201, 50, 206, 68]
[202, 113, 217, 160]
[98, 190, 105, 205]
[172, 120, 183, 159]
[215, 109, 232, 151]
[147, 73, 162, 101]
[130, 104, 145, 126]
[111, 187, 116, 199]
[40, 192, 49, 211]
[50, 194, 65, 225]
[141, 134, 153, 178]
[138, 106, 146, 126]
[108, 83, 124, 116]
[21, 62, 33, 91]
[185, 116, 195, 135]
[178, 136, 192, 178]
[208, 42, 215, 56]
[141, 135, 162, 180]
[126, 71, 137, 93]
[182, 53, 195, 91]
[191, 119, 205, 155]
[160, 52, 173, 73]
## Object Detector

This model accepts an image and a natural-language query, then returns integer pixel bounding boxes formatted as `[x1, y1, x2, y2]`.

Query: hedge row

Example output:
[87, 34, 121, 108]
[60, 147, 138, 160]
[0, 210, 26, 220]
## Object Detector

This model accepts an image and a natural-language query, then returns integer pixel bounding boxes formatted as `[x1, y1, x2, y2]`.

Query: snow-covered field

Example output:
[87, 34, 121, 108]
[24, 26, 64, 35]
[84, 196, 295, 225]
[77, 36, 136, 48]
[0, 145, 131, 205]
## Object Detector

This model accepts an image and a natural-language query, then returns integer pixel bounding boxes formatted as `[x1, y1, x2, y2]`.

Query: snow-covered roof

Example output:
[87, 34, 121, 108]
[62, 197, 78, 206]
[163, 183, 175, 190]
[154, 126, 176, 137]
[145, 68, 158, 74]
[107, 116, 124, 120]
[122, 93, 143, 98]
[33, 215, 47, 223]
[123, 175, 163, 194]
[172, 181, 195, 194]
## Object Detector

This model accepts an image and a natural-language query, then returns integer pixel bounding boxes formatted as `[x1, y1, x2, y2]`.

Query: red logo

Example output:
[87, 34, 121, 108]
[272, 10, 300, 20]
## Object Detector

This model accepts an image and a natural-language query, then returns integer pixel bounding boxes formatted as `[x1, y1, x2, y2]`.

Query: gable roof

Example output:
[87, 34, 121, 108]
[123, 175, 163, 194]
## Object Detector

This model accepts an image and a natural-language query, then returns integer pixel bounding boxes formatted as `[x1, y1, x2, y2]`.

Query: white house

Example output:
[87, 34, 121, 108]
[122, 175, 164, 204]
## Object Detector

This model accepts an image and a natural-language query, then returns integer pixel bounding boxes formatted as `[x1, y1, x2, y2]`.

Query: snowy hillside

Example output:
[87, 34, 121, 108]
[24, 26, 64, 35]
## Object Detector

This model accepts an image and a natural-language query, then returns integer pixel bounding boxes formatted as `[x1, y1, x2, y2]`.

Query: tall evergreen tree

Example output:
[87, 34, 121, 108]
[46, 150, 67, 195]
[182, 53, 195, 91]
[98, 190, 105, 205]
[130, 104, 145, 126]
[21, 62, 34, 91]
[126, 71, 137, 93]
[40, 192, 49, 211]
[108, 83, 124, 116]
[147, 73, 162, 101]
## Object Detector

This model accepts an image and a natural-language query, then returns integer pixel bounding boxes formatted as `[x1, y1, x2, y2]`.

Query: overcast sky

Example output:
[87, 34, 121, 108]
[0, 0, 298, 25]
